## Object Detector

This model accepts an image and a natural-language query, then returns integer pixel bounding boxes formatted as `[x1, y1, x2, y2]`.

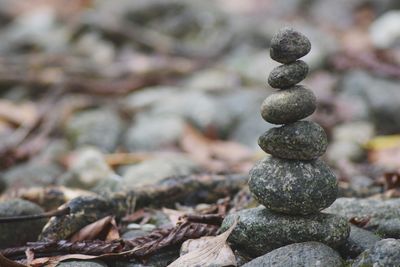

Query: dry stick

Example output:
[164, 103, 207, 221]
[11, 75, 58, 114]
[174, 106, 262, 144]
[1, 221, 219, 260]
[132, 173, 248, 209]
[0, 207, 70, 223]
[0, 89, 63, 169]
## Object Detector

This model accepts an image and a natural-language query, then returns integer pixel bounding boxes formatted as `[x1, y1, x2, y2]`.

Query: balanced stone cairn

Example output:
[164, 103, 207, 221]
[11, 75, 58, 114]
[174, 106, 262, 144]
[221, 28, 350, 258]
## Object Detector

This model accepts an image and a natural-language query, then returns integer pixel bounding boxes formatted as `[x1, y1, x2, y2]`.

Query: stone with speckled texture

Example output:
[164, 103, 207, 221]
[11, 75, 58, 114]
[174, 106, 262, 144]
[258, 121, 328, 160]
[352, 239, 400, 267]
[242, 242, 344, 267]
[270, 27, 311, 64]
[249, 156, 338, 215]
[261, 85, 316, 124]
[220, 206, 349, 257]
[268, 60, 309, 88]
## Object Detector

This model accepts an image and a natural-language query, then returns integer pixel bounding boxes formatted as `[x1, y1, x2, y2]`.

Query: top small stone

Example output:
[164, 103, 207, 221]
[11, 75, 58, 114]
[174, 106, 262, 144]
[270, 27, 311, 64]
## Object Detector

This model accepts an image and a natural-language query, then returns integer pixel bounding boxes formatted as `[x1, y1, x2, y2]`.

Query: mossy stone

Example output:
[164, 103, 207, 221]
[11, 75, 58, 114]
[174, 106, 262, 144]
[352, 239, 400, 267]
[268, 60, 309, 88]
[258, 121, 328, 160]
[220, 206, 349, 257]
[270, 27, 311, 64]
[261, 85, 316, 124]
[243, 242, 344, 267]
[249, 156, 338, 215]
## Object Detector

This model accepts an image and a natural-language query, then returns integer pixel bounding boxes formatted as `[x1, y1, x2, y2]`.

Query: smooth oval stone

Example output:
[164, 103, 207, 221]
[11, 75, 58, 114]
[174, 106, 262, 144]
[249, 156, 338, 215]
[258, 121, 328, 160]
[0, 199, 47, 248]
[270, 27, 311, 64]
[268, 60, 309, 88]
[220, 206, 349, 257]
[243, 242, 344, 267]
[261, 85, 316, 124]
[352, 239, 400, 267]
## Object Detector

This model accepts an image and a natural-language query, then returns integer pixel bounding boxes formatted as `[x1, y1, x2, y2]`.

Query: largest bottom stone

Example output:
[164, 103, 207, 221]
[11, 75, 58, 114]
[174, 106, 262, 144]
[220, 206, 349, 257]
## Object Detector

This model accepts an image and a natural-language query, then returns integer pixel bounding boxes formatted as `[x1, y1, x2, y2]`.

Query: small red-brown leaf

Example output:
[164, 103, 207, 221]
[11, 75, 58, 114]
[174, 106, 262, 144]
[70, 216, 117, 242]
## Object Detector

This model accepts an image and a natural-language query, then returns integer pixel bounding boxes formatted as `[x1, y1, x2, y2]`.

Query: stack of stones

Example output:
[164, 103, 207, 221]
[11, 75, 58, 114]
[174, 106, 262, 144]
[221, 28, 350, 258]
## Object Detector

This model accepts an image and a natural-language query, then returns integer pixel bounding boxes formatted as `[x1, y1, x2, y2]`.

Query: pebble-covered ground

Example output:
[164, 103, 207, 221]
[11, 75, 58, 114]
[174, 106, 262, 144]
[1, 0, 400, 266]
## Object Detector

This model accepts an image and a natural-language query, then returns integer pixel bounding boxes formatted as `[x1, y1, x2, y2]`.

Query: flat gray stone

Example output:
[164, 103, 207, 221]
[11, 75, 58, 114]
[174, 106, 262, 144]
[352, 239, 400, 267]
[243, 242, 344, 267]
[59, 147, 117, 190]
[124, 114, 185, 152]
[249, 156, 338, 215]
[0, 199, 46, 248]
[121, 155, 201, 189]
[270, 27, 311, 64]
[325, 198, 400, 238]
[220, 206, 349, 257]
[66, 108, 123, 152]
[268, 60, 309, 88]
[259, 121, 328, 160]
[2, 161, 61, 190]
[261, 85, 316, 124]
[338, 226, 381, 259]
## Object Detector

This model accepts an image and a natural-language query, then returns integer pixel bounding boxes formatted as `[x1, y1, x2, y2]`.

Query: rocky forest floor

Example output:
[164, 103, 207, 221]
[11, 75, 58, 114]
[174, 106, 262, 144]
[1, 0, 400, 266]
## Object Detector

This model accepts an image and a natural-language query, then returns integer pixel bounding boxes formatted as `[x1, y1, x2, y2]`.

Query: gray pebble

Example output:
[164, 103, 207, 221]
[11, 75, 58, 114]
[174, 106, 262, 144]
[325, 198, 400, 238]
[270, 27, 311, 64]
[0, 199, 46, 248]
[261, 85, 316, 124]
[121, 155, 201, 189]
[352, 239, 400, 267]
[220, 206, 349, 257]
[338, 226, 381, 259]
[123, 114, 185, 152]
[243, 242, 344, 267]
[258, 121, 328, 160]
[249, 156, 338, 215]
[268, 60, 309, 88]
[66, 108, 123, 152]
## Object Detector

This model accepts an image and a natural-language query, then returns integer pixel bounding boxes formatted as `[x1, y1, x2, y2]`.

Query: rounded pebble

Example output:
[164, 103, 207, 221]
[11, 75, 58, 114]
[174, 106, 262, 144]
[243, 242, 344, 267]
[352, 239, 400, 267]
[220, 206, 349, 257]
[270, 27, 311, 64]
[258, 121, 328, 160]
[249, 156, 338, 215]
[261, 85, 316, 124]
[268, 60, 309, 88]
[0, 199, 47, 248]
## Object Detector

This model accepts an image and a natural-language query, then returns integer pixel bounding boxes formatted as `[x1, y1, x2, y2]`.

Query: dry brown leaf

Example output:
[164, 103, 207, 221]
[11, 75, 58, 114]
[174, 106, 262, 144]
[0, 253, 27, 267]
[0, 100, 38, 126]
[181, 125, 252, 172]
[31, 253, 101, 267]
[25, 248, 34, 266]
[70, 216, 120, 242]
[105, 152, 152, 167]
[1, 186, 96, 211]
[30, 244, 146, 267]
[162, 208, 186, 226]
[105, 217, 121, 241]
[167, 217, 238, 267]
[368, 147, 400, 169]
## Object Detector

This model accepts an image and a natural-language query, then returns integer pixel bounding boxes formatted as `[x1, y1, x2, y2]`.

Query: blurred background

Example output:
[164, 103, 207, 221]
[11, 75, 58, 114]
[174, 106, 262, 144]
[1, 0, 400, 198]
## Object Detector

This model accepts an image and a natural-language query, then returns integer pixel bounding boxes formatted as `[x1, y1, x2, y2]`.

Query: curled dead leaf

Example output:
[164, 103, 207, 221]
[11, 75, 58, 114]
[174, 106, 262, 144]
[167, 217, 238, 267]
[70, 216, 120, 242]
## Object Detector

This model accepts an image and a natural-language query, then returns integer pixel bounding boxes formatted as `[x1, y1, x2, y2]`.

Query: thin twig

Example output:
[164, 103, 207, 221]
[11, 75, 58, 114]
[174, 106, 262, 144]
[0, 207, 70, 223]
